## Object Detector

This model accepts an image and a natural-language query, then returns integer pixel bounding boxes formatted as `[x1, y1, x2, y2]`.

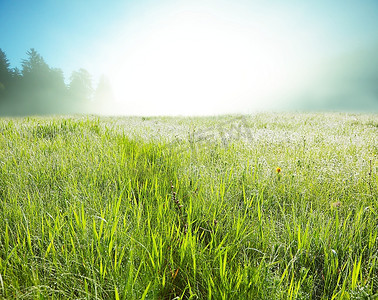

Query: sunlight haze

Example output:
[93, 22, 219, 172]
[1, 0, 377, 115]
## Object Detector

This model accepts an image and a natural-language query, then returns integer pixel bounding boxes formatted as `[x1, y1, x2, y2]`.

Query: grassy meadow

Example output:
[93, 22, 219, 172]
[0, 113, 377, 299]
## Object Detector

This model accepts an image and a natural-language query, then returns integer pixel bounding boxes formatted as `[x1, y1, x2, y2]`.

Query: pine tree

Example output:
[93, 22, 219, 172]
[0, 49, 12, 97]
[21, 48, 49, 77]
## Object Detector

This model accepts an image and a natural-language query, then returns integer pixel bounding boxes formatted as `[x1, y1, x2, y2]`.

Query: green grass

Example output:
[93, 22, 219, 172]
[0, 113, 377, 299]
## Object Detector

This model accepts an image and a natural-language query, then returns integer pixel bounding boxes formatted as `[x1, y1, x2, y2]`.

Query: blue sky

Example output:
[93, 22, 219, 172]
[1, 0, 378, 115]
[1, 0, 133, 76]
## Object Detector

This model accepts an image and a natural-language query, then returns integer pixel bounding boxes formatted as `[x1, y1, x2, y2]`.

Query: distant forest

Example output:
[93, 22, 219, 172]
[0, 48, 115, 116]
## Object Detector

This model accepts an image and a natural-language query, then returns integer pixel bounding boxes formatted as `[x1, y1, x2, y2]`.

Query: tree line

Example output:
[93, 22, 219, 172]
[0, 48, 115, 115]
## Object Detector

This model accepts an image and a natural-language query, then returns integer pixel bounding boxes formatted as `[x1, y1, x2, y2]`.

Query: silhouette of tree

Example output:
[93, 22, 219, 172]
[11, 67, 22, 80]
[44, 67, 69, 113]
[20, 49, 49, 92]
[15, 48, 71, 114]
[21, 48, 49, 78]
[0, 48, 103, 115]
[0, 49, 12, 99]
[93, 75, 116, 114]
[69, 68, 93, 102]
[50, 68, 66, 91]
[16, 49, 54, 113]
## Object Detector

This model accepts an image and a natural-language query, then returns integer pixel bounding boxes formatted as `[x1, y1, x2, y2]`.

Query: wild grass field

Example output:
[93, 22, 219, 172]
[0, 113, 377, 299]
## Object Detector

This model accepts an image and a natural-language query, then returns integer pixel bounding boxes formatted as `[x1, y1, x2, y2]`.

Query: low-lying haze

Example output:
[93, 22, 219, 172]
[1, 0, 377, 115]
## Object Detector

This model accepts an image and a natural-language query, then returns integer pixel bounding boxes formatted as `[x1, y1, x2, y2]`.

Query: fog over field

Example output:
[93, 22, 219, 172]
[1, 1, 378, 297]
[1, 0, 378, 115]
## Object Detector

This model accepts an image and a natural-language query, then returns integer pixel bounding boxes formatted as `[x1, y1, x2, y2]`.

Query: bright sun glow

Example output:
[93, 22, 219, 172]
[106, 11, 299, 115]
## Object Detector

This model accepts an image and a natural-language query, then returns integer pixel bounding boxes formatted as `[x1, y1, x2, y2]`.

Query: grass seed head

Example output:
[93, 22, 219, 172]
[331, 201, 342, 208]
